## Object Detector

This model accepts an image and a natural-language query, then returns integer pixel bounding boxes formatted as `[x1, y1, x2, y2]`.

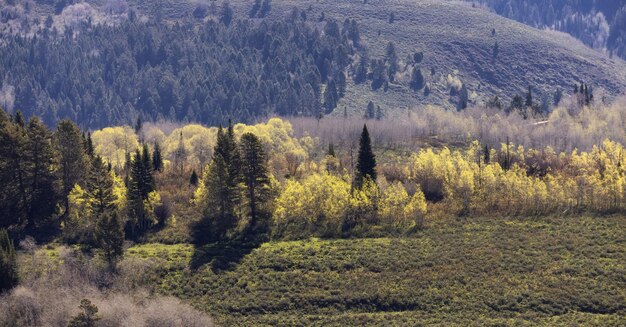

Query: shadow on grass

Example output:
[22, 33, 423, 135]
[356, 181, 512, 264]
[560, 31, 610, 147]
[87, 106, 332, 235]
[189, 216, 266, 272]
[190, 241, 261, 272]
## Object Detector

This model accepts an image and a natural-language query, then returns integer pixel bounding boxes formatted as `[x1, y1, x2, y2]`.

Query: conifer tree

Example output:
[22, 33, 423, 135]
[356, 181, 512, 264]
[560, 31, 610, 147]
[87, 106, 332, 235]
[0, 114, 29, 227]
[239, 133, 270, 235]
[127, 149, 154, 235]
[95, 211, 124, 269]
[152, 142, 163, 172]
[87, 156, 116, 216]
[141, 144, 154, 192]
[525, 85, 533, 108]
[0, 229, 18, 292]
[354, 124, 377, 189]
[200, 124, 242, 241]
[85, 132, 94, 158]
[13, 110, 25, 127]
[25, 117, 58, 229]
[56, 120, 88, 216]
[190, 170, 199, 186]
[68, 299, 101, 327]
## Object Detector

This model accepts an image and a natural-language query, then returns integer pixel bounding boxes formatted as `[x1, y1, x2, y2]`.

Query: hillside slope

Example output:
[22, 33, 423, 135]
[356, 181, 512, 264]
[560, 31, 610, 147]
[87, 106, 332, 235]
[2, 0, 626, 120]
[246, 0, 626, 114]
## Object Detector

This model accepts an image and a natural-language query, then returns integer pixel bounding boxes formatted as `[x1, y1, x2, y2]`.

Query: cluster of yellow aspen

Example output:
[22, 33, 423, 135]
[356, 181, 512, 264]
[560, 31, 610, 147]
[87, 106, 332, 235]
[89, 118, 625, 238]
[405, 140, 625, 216]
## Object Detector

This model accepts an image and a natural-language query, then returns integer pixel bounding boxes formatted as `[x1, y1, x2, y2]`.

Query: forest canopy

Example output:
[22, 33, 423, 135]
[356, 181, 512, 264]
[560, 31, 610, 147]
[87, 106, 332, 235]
[0, 4, 360, 128]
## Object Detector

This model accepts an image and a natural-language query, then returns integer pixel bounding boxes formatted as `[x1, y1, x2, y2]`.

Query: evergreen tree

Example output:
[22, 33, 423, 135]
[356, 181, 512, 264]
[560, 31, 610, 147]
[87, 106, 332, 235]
[239, 133, 270, 235]
[68, 299, 101, 327]
[410, 66, 425, 91]
[86, 156, 116, 216]
[328, 143, 336, 157]
[127, 149, 154, 236]
[56, 120, 88, 217]
[190, 170, 199, 186]
[0, 115, 29, 227]
[25, 117, 58, 229]
[458, 84, 469, 110]
[95, 211, 124, 268]
[13, 110, 25, 128]
[152, 142, 163, 172]
[354, 124, 377, 188]
[525, 85, 533, 108]
[483, 144, 490, 164]
[366, 101, 375, 119]
[85, 132, 94, 158]
[0, 229, 18, 292]
[220, 0, 234, 26]
[200, 124, 241, 241]
[201, 153, 238, 241]
[141, 144, 154, 192]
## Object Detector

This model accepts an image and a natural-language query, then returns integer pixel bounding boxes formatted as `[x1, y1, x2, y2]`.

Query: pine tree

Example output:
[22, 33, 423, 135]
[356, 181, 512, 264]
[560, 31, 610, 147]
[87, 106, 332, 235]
[190, 170, 199, 186]
[25, 117, 58, 229]
[0, 229, 18, 292]
[328, 143, 336, 157]
[525, 85, 533, 108]
[141, 144, 154, 192]
[86, 156, 116, 216]
[239, 133, 270, 235]
[0, 115, 29, 227]
[410, 66, 424, 91]
[68, 299, 101, 327]
[152, 142, 163, 172]
[366, 101, 375, 119]
[201, 154, 238, 241]
[200, 124, 241, 241]
[95, 211, 124, 269]
[354, 124, 377, 189]
[13, 110, 25, 128]
[85, 132, 94, 158]
[220, 0, 234, 26]
[56, 120, 88, 217]
[127, 150, 154, 235]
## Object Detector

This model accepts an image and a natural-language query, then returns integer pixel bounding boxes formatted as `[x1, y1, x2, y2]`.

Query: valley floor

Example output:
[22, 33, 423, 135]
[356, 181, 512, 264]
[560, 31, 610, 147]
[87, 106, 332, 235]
[125, 215, 625, 326]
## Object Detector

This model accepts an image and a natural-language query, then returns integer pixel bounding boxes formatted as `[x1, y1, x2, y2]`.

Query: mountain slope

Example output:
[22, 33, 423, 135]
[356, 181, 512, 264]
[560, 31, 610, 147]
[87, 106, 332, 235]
[2, 0, 626, 123]
[233, 0, 626, 114]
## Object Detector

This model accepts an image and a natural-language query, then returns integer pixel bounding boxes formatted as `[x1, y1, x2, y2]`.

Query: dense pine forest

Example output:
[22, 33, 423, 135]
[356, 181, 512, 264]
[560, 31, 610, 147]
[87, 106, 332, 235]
[0, 5, 360, 127]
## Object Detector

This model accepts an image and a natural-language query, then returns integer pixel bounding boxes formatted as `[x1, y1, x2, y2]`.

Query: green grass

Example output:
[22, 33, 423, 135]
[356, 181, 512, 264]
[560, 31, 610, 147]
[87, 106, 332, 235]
[127, 215, 626, 326]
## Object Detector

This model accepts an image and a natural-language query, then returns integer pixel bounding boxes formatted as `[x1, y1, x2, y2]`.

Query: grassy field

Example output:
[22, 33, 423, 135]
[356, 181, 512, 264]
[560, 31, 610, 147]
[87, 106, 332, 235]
[124, 215, 626, 326]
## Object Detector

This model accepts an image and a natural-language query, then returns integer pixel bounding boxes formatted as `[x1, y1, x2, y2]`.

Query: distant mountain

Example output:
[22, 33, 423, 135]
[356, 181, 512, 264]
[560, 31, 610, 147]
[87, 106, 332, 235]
[466, 0, 626, 60]
[1, 0, 626, 127]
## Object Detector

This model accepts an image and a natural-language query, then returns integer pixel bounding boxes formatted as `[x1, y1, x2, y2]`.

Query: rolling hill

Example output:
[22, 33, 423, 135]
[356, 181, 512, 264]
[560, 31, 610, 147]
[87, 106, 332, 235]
[247, 0, 626, 114]
[125, 0, 626, 115]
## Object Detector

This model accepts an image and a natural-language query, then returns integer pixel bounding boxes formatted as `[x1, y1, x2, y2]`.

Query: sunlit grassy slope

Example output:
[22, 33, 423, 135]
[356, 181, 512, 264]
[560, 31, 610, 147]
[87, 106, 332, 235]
[128, 215, 626, 326]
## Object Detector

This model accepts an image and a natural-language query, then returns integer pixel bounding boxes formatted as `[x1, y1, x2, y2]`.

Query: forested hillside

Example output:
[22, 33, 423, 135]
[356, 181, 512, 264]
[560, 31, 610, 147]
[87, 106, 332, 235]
[0, 2, 359, 127]
[2, 0, 626, 128]
[468, 0, 626, 59]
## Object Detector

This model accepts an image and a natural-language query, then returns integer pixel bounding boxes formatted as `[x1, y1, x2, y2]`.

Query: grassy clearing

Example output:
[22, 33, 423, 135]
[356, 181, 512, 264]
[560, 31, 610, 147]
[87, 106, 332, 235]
[125, 215, 626, 326]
